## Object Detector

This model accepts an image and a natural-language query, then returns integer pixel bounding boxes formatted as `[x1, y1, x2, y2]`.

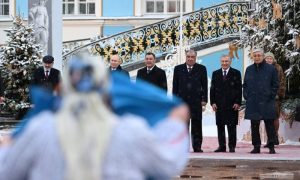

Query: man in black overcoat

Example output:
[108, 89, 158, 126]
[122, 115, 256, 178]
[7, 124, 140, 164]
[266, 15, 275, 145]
[32, 55, 61, 94]
[210, 55, 242, 153]
[173, 49, 208, 152]
[109, 54, 130, 78]
[136, 52, 167, 91]
[243, 48, 279, 154]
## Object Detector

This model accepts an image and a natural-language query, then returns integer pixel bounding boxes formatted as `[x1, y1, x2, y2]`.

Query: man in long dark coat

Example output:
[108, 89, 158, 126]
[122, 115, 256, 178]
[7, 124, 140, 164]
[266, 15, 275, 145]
[136, 52, 167, 91]
[210, 55, 242, 153]
[243, 48, 279, 154]
[173, 49, 208, 152]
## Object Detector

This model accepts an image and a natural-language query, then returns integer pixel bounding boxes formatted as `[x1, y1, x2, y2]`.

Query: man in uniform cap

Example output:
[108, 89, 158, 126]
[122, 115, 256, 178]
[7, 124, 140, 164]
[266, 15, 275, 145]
[32, 55, 61, 94]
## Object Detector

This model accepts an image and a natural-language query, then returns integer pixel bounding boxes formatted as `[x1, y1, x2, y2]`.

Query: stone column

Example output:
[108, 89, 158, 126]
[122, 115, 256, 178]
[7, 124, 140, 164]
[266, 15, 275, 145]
[28, 0, 62, 72]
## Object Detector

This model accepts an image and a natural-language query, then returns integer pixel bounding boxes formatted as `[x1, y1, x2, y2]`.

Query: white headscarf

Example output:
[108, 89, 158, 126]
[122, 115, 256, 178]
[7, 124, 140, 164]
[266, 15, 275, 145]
[55, 56, 116, 180]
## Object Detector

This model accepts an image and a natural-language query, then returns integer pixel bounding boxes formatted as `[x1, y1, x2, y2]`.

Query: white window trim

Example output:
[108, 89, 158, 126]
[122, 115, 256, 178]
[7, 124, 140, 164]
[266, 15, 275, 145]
[0, 0, 10, 17]
[0, 0, 15, 21]
[62, 0, 96, 17]
[143, 0, 186, 15]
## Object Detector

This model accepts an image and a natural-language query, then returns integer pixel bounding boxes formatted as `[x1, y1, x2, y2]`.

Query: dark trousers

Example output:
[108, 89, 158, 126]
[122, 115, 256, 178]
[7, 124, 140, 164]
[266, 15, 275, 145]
[217, 124, 236, 149]
[189, 110, 203, 151]
[251, 119, 276, 148]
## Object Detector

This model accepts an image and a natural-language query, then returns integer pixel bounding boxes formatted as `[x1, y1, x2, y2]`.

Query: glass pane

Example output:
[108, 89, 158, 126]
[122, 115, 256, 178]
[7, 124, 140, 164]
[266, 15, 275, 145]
[79, 0, 86, 2]
[176, 0, 186, 12]
[79, 4, 86, 14]
[88, 3, 95, 14]
[3, 4, 9, 15]
[156, 1, 164, 13]
[168, 1, 176, 12]
[68, 4, 74, 14]
[146, 1, 154, 13]
[62, 4, 66, 14]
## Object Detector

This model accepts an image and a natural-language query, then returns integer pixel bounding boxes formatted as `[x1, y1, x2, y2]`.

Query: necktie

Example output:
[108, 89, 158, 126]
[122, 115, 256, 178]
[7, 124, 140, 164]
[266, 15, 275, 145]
[45, 70, 49, 78]
[188, 67, 192, 73]
[147, 69, 150, 74]
[223, 70, 226, 80]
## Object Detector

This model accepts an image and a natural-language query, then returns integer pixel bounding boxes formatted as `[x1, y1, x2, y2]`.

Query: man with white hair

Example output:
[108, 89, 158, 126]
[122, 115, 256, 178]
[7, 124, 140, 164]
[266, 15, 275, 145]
[243, 48, 279, 154]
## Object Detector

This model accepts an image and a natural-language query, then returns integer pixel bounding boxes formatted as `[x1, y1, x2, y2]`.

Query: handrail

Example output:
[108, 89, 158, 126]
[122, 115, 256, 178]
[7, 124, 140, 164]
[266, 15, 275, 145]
[63, 1, 249, 66]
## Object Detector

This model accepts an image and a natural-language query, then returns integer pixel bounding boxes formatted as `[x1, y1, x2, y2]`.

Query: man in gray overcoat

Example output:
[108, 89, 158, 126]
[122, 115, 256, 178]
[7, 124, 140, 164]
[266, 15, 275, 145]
[243, 48, 279, 154]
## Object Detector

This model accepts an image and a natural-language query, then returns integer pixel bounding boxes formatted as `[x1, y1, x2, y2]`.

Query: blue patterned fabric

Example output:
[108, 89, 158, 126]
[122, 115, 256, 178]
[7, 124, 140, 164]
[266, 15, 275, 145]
[110, 72, 182, 126]
[12, 86, 61, 138]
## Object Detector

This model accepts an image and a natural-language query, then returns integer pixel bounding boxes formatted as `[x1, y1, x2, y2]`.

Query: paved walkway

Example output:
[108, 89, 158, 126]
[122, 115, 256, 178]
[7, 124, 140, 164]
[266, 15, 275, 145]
[177, 137, 300, 179]
[190, 136, 300, 160]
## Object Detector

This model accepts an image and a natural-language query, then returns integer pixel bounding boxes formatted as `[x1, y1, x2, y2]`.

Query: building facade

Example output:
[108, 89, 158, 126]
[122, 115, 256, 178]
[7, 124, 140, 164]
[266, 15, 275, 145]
[0, 0, 231, 44]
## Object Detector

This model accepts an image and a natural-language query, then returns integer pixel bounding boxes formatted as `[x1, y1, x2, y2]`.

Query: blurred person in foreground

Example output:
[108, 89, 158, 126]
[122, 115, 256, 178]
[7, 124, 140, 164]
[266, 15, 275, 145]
[0, 56, 189, 180]
[264, 52, 286, 147]
[243, 48, 279, 154]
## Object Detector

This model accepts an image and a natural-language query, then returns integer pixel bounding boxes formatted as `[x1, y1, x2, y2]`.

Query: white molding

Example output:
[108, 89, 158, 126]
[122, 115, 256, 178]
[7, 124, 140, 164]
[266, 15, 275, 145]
[52, 0, 63, 72]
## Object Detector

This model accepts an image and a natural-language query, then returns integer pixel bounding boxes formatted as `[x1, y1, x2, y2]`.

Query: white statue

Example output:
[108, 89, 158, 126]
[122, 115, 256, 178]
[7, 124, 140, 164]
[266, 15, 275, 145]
[29, 0, 49, 55]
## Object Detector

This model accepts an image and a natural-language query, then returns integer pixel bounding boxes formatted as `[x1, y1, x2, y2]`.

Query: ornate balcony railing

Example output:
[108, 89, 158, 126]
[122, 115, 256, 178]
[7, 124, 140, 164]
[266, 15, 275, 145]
[63, 1, 249, 67]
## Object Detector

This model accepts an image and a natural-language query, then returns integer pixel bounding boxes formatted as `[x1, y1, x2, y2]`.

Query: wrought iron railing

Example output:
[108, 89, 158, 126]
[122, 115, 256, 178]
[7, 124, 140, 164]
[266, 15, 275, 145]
[63, 1, 249, 66]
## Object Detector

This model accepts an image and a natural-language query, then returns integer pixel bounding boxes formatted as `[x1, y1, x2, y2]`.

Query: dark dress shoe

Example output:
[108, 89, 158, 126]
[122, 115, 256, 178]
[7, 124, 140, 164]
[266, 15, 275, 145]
[194, 149, 203, 153]
[214, 147, 226, 152]
[250, 147, 260, 154]
[229, 148, 235, 153]
[269, 147, 276, 154]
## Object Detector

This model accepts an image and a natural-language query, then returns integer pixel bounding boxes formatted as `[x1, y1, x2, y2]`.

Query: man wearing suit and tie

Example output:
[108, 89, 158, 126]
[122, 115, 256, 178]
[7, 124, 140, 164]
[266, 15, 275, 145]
[32, 55, 61, 94]
[210, 55, 242, 153]
[173, 49, 208, 152]
[109, 54, 130, 78]
[136, 52, 168, 91]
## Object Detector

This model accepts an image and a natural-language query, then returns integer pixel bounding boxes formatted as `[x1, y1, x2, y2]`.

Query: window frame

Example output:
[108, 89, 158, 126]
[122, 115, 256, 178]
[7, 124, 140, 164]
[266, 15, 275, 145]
[144, 0, 186, 15]
[0, 0, 10, 16]
[63, 0, 75, 15]
[62, 0, 95, 16]
[78, 0, 95, 15]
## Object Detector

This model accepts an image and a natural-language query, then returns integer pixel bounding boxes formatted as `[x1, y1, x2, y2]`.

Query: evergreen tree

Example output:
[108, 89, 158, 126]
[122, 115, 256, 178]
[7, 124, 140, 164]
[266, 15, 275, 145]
[239, 0, 300, 95]
[0, 16, 42, 116]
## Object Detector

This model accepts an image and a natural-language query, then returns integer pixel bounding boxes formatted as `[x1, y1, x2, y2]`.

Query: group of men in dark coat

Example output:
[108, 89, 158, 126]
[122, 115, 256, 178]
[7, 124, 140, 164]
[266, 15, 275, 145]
[108, 48, 279, 154]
